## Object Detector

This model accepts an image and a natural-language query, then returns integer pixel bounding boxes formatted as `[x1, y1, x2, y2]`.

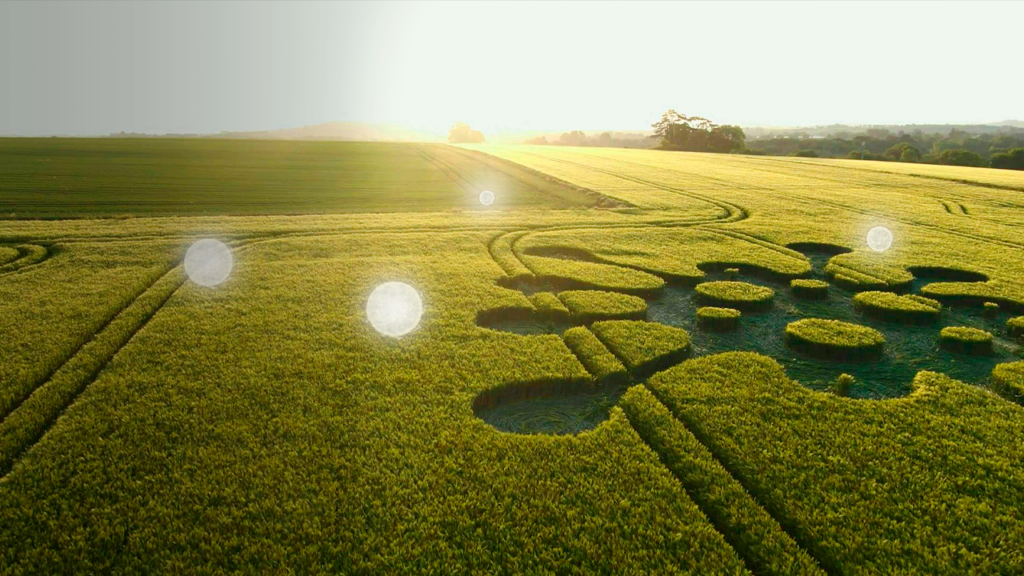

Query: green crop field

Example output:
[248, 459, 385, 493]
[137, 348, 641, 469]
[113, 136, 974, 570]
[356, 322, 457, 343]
[0, 139, 601, 218]
[1, 141, 1024, 574]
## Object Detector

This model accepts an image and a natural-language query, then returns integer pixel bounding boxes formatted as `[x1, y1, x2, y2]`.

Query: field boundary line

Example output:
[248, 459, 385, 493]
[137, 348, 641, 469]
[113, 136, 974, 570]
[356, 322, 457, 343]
[446, 145, 635, 209]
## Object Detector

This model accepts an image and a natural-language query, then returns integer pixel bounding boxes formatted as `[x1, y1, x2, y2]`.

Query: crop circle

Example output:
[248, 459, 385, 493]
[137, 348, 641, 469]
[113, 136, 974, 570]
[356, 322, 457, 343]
[695, 281, 774, 311]
[785, 318, 885, 361]
[939, 326, 992, 355]
[696, 306, 741, 331]
[1009, 316, 1024, 339]
[366, 282, 423, 337]
[184, 239, 234, 287]
[479, 190, 495, 206]
[853, 291, 941, 324]
[790, 279, 829, 300]
[867, 226, 894, 252]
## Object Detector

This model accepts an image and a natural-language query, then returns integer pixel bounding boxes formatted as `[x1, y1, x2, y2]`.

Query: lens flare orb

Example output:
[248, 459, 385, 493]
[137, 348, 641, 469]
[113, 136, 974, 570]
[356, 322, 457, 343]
[479, 190, 495, 206]
[866, 226, 894, 252]
[366, 281, 423, 337]
[184, 239, 234, 287]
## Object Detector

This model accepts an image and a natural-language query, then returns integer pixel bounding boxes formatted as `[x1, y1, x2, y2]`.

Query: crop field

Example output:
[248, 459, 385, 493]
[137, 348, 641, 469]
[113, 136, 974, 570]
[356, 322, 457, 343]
[0, 139, 601, 218]
[1, 141, 1024, 573]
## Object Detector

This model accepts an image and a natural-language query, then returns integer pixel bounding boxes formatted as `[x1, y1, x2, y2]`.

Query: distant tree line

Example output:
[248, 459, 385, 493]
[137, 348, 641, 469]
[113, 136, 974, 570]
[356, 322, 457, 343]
[746, 128, 1024, 170]
[523, 131, 651, 148]
[525, 111, 746, 153]
[515, 113, 1024, 171]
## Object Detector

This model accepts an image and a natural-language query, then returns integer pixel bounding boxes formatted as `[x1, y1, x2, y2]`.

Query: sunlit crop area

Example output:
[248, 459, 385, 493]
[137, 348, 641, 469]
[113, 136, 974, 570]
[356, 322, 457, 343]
[1, 142, 1023, 574]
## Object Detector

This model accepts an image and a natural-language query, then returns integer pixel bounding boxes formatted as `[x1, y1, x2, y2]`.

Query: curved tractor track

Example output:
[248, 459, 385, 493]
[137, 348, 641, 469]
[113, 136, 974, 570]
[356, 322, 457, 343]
[0, 243, 54, 277]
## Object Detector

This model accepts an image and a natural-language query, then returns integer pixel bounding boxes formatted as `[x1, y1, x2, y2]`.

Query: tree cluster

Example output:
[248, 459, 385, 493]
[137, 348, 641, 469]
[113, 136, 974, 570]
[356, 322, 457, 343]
[650, 110, 746, 153]
[448, 122, 484, 144]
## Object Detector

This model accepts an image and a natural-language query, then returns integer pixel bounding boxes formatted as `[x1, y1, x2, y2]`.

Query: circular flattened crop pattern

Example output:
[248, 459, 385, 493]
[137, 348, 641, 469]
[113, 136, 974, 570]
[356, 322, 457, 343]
[475, 234, 1024, 435]
[696, 306, 741, 332]
[558, 290, 647, 323]
[790, 279, 829, 300]
[1008, 316, 1024, 339]
[785, 318, 885, 361]
[853, 291, 942, 325]
[939, 326, 993, 355]
[695, 281, 774, 311]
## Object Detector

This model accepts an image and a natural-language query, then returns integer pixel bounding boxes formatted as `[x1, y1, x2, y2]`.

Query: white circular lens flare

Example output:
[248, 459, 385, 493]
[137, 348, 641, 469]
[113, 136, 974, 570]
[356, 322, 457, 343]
[866, 226, 894, 252]
[184, 239, 234, 287]
[479, 190, 495, 206]
[366, 282, 423, 337]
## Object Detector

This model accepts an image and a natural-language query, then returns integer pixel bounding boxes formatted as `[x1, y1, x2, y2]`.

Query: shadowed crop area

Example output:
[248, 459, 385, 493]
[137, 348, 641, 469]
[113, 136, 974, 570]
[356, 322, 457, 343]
[2, 142, 1024, 574]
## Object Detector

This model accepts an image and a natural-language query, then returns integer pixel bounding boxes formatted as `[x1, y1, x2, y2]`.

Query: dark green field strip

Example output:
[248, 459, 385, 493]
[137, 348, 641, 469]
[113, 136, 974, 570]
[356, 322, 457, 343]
[619, 386, 827, 576]
[0, 266, 186, 476]
[0, 139, 597, 218]
[442, 145, 628, 209]
[412, 144, 478, 194]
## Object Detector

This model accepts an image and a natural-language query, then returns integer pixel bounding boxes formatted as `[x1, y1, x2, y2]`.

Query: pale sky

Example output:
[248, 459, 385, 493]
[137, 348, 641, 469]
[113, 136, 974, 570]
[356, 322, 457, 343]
[1, 1, 1021, 137]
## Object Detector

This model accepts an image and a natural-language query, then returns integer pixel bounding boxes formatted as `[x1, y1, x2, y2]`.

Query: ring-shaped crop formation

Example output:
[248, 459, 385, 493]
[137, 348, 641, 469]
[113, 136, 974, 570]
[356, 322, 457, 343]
[695, 281, 775, 311]
[853, 291, 942, 324]
[696, 306, 741, 331]
[790, 278, 829, 300]
[939, 326, 993, 355]
[785, 318, 886, 361]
